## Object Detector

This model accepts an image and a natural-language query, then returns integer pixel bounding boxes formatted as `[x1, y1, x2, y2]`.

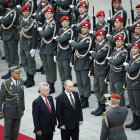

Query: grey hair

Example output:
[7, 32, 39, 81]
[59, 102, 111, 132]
[64, 80, 73, 87]
[39, 82, 50, 92]
[111, 98, 120, 104]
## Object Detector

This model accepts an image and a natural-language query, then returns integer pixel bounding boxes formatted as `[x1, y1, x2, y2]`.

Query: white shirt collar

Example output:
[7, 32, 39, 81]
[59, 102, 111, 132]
[99, 40, 104, 45]
[46, 18, 53, 23]
[80, 13, 86, 18]
[116, 46, 123, 51]
[12, 77, 18, 85]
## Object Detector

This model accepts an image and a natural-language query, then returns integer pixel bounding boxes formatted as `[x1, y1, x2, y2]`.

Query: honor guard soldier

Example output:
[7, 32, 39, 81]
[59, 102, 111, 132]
[89, 30, 109, 116]
[107, 17, 128, 48]
[0, 0, 20, 79]
[106, 35, 127, 106]
[69, 22, 92, 108]
[100, 94, 128, 140]
[124, 43, 140, 130]
[54, 16, 73, 91]
[134, 4, 140, 24]
[0, 66, 25, 140]
[111, 0, 127, 26]
[38, 7, 57, 94]
[95, 11, 109, 35]
[19, 5, 38, 88]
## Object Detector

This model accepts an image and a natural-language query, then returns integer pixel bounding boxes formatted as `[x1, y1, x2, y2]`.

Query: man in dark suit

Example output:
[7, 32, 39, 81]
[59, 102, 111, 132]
[56, 80, 83, 140]
[32, 82, 57, 140]
[100, 94, 128, 140]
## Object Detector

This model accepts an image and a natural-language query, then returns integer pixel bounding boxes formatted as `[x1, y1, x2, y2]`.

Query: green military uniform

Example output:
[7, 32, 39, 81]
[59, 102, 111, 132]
[0, 66, 25, 140]
[108, 46, 127, 106]
[55, 26, 73, 90]
[125, 53, 140, 130]
[70, 32, 92, 108]
[19, 17, 38, 87]
[100, 106, 128, 140]
[90, 39, 109, 115]
[39, 18, 57, 93]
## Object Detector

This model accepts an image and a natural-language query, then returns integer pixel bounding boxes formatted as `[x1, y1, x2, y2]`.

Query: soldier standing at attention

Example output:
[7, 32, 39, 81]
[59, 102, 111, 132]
[124, 43, 140, 130]
[0, 0, 20, 79]
[19, 5, 38, 88]
[69, 22, 92, 108]
[38, 7, 57, 94]
[100, 94, 128, 140]
[54, 16, 73, 91]
[106, 35, 127, 106]
[89, 30, 109, 116]
[0, 66, 25, 140]
[134, 4, 140, 24]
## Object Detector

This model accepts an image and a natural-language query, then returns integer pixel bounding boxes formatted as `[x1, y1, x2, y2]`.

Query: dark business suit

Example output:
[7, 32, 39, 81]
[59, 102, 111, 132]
[56, 91, 83, 140]
[32, 95, 57, 140]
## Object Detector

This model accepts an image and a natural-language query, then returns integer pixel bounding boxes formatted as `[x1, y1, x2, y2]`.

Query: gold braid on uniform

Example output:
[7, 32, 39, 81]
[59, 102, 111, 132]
[58, 29, 73, 50]
[1, 9, 16, 29]
[103, 112, 109, 129]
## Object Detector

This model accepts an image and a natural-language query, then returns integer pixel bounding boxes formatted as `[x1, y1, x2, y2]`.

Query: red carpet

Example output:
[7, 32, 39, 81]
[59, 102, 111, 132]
[0, 125, 35, 140]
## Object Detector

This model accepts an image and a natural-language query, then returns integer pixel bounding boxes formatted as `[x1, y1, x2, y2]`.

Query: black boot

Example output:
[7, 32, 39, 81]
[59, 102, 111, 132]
[23, 73, 30, 85]
[50, 83, 55, 94]
[1, 56, 6, 60]
[94, 104, 106, 116]
[125, 114, 137, 128]
[91, 102, 101, 115]
[131, 116, 140, 130]
[25, 74, 35, 88]
[80, 96, 84, 104]
[1, 71, 11, 79]
[36, 66, 43, 72]
[81, 97, 89, 109]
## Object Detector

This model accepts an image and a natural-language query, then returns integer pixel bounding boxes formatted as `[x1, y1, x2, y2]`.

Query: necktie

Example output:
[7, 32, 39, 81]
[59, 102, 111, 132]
[70, 94, 75, 109]
[45, 99, 51, 113]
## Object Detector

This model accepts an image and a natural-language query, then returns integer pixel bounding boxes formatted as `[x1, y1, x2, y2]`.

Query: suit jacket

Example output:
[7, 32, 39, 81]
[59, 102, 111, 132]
[0, 77, 25, 119]
[56, 91, 83, 130]
[100, 106, 128, 140]
[32, 95, 57, 134]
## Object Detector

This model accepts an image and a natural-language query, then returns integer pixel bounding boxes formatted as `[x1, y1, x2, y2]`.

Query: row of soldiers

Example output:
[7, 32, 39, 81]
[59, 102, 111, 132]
[0, 0, 140, 131]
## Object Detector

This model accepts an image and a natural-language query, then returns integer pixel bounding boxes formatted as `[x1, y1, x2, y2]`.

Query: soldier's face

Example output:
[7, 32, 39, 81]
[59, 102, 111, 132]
[22, 10, 30, 18]
[40, 86, 50, 98]
[114, 21, 123, 29]
[97, 16, 105, 23]
[131, 46, 140, 55]
[64, 81, 74, 93]
[113, 1, 121, 9]
[136, 8, 140, 16]
[81, 26, 90, 35]
[42, 0, 48, 3]
[45, 12, 53, 20]
[11, 72, 21, 80]
[115, 39, 124, 48]
[78, 6, 87, 15]
[61, 20, 70, 28]
[96, 34, 104, 42]
[134, 27, 140, 36]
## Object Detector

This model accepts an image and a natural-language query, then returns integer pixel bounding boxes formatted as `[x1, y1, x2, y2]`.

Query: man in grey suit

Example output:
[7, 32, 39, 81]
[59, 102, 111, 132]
[0, 66, 25, 140]
[100, 93, 128, 140]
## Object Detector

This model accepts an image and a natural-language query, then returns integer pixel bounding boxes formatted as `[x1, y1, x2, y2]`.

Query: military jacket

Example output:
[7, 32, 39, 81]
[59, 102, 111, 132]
[0, 78, 25, 119]
[125, 54, 140, 89]
[19, 17, 38, 51]
[108, 46, 127, 82]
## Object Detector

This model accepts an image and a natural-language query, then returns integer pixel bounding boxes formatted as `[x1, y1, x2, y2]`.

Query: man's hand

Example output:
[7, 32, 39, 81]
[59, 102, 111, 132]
[79, 121, 83, 126]
[30, 49, 36, 57]
[69, 40, 73, 44]
[38, 27, 43, 31]
[70, 62, 73, 68]
[0, 112, 4, 119]
[60, 125, 66, 130]
[54, 56, 57, 63]
[123, 62, 129, 66]
[106, 57, 111, 60]
[36, 130, 42, 136]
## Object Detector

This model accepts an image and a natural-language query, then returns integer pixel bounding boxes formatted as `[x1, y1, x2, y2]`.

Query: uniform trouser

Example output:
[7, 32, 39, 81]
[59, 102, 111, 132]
[20, 49, 36, 75]
[94, 75, 108, 104]
[4, 118, 21, 140]
[57, 60, 72, 87]
[75, 70, 91, 97]
[40, 54, 57, 83]
[110, 81, 125, 106]
[128, 89, 140, 116]
[3, 40, 19, 67]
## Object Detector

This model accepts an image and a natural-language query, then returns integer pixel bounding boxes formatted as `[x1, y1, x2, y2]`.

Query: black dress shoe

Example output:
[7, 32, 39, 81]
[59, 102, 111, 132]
[1, 56, 6, 60]
[81, 97, 89, 109]
[131, 116, 140, 131]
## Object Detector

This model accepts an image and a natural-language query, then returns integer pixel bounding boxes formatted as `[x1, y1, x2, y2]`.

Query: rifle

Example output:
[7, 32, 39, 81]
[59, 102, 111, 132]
[109, 10, 113, 35]
[111, 1, 114, 15]
[130, 0, 134, 24]
[92, 6, 96, 30]
[128, 18, 132, 43]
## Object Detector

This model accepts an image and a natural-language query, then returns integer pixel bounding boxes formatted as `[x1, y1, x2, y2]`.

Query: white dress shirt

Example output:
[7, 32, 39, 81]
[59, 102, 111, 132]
[12, 78, 18, 86]
[65, 90, 75, 104]
[41, 95, 51, 109]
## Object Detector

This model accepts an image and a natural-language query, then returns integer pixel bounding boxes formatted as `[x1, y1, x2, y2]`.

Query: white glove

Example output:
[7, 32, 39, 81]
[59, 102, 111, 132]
[0, 16, 3, 19]
[108, 17, 111, 20]
[106, 34, 111, 38]
[123, 62, 129, 66]
[104, 79, 109, 84]
[106, 57, 111, 60]
[54, 56, 57, 63]
[70, 5, 74, 8]
[88, 71, 94, 78]
[89, 51, 93, 54]
[53, 36, 58, 40]
[70, 62, 73, 68]
[32, 12, 37, 16]
[69, 40, 73, 43]
[30, 49, 36, 57]
[71, 24, 76, 28]
[16, 5, 21, 9]
[89, 31, 93, 35]
[38, 27, 43, 31]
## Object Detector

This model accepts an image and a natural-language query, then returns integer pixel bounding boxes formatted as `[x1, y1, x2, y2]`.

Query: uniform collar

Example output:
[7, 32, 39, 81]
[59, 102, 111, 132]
[80, 13, 86, 18]
[133, 53, 139, 59]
